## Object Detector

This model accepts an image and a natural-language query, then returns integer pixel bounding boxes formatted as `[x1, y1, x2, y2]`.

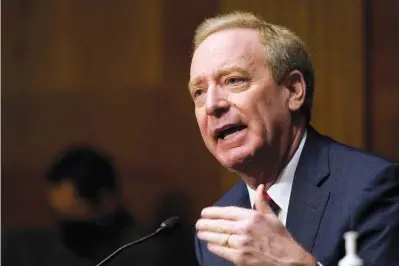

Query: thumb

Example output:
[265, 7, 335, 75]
[254, 184, 272, 214]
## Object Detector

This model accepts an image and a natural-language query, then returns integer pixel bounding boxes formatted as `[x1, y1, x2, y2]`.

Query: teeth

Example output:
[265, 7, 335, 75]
[224, 130, 240, 139]
[218, 125, 246, 139]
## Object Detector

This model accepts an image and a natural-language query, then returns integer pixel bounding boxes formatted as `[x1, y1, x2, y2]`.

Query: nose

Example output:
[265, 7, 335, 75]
[205, 86, 230, 117]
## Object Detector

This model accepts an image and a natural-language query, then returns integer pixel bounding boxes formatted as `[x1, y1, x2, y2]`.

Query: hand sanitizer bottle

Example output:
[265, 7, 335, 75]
[338, 231, 363, 266]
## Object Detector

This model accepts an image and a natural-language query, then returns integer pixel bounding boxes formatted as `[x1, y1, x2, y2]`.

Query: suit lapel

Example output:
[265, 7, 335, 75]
[235, 182, 252, 209]
[217, 180, 251, 209]
[286, 127, 330, 252]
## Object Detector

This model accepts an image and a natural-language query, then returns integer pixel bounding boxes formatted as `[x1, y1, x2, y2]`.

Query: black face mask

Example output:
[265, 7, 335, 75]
[57, 214, 117, 257]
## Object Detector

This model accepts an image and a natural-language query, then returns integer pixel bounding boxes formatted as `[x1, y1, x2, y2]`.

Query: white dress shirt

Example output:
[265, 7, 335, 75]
[247, 130, 307, 225]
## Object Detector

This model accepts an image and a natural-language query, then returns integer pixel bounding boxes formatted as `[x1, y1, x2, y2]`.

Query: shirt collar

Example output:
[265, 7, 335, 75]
[247, 130, 307, 213]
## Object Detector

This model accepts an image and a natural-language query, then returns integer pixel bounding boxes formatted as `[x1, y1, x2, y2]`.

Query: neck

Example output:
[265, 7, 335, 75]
[238, 123, 306, 190]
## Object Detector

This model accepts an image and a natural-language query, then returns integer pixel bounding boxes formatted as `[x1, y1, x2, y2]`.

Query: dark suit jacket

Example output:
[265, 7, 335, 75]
[195, 127, 399, 266]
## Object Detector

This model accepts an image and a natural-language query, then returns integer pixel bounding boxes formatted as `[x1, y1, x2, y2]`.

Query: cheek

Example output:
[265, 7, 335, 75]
[195, 112, 209, 139]
[242, 99, 268, 133]
[253, 97, 291, 142]
[243, 101, 276, 146]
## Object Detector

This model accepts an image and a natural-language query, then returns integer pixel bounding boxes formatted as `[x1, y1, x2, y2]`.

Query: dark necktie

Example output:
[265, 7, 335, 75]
[253, 192, 280, 215]
[264, 192, 280, 215]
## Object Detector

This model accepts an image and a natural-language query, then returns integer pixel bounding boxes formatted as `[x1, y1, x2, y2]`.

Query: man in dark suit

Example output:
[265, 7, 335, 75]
[188, 11, 399, 266]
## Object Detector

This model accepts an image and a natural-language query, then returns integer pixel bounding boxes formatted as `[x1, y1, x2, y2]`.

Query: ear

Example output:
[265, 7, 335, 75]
[283, 70, 306, 112]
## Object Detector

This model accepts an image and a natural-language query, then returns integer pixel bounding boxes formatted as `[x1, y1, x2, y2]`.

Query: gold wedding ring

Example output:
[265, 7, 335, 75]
[224, 233, 232, 248]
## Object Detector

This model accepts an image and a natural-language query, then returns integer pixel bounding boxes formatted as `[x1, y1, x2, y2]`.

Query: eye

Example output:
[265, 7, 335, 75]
[226, 77, 244, 85]
[193, 89, 205, 98]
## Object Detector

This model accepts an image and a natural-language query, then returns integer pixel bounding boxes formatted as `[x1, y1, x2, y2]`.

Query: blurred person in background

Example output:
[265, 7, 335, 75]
[2, 145, 162, 266]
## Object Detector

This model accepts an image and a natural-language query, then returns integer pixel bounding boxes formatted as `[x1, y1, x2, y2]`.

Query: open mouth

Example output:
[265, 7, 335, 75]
[216, 125, 247, 140]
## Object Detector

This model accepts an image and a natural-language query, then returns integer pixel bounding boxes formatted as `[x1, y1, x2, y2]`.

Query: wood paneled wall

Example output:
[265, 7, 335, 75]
[368, 0, 399, 161]
[2, 0, 221, 227]
[2, 0, 369, 227]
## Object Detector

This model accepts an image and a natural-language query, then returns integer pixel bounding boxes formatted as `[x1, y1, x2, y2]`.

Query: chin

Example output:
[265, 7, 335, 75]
[219, 148, 254, 170]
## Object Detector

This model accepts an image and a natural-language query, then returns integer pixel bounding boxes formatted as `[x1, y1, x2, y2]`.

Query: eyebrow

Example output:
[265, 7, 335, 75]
[188, 77, 204, 92]
[188, 66, 249, 91]
[217, 66, 249, 77]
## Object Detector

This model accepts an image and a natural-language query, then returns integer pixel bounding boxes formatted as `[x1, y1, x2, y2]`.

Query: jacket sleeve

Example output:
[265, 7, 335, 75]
[352, 164, 399, 265]
[194, 231, 203, 266]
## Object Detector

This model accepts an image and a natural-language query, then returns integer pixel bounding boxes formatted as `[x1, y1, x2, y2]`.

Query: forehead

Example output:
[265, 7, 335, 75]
[190, 28, 265, 78]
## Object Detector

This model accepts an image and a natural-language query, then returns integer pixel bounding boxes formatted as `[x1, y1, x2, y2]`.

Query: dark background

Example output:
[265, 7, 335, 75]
[2, 0, 398, 229]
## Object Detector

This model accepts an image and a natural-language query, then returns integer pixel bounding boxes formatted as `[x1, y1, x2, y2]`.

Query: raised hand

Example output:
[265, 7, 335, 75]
[196, 184, 316, 266]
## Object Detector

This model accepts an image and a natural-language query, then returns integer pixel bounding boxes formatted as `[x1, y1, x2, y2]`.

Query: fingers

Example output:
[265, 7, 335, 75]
[254, 184, 273, 214]
[198, 232, 246, 250]
[201, 206, 252, 220]
[196, 218, 245, 248]
[197, 231, 231, 246]
[196, 218, 238, 233]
